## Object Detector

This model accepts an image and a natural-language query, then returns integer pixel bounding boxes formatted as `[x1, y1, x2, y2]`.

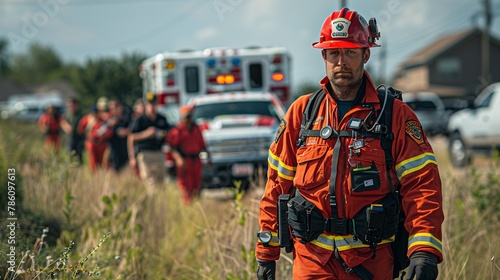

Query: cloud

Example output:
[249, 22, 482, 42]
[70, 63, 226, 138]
[194, 26, 218, 41]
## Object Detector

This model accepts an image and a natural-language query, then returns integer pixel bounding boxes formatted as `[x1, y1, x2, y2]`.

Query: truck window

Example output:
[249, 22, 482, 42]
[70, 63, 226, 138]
[476, 91, 494, 108]
[185, 66, 200, 93]
[249, 63, 263, 89]
[192, 101, 280, 122]
[406, 100, 437, 111]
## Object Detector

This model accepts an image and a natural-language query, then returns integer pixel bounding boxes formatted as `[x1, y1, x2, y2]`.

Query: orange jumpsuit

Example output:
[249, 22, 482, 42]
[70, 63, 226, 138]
[167, 123, 206, 205]
[256, 72, 443, 279]
[38, 113, 62, 151]
[78, 114, 113, 172]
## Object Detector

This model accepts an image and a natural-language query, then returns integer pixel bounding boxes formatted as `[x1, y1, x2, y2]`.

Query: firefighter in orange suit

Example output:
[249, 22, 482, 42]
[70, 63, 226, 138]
[167, 105, 210, 205]
[38, 104, 62, 152]
[255, 8, 443, 280]
[78, 105, 113, 172]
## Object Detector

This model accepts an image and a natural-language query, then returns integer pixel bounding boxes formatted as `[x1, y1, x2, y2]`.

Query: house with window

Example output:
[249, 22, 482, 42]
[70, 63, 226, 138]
[393, 28, 500, 103]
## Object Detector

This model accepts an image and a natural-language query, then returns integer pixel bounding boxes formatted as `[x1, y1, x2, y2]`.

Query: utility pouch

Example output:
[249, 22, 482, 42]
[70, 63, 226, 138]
[351, 162, 381, 192]
[365, 204, 385, 245]
[278, 194, 293, 253]
[391, 211, 410, 278]
[353, 193, 400, 245]
[287, 193, 324, 244]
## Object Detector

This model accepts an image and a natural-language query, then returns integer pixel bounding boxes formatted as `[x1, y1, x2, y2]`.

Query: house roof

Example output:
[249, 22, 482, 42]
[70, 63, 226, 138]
[400, 28, 500, 68]
[0, 78, 30, 102]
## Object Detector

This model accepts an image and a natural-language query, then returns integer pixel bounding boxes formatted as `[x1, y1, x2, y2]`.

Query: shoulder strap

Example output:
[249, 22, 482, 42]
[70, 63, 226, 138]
[377, 86, 402, 198]
[296, 89, 326, 147]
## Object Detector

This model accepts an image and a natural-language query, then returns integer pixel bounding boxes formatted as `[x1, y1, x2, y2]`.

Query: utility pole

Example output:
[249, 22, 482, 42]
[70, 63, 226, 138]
[481, 0, 492, 87]
[340, 0, 347, 8]
[379, 41, 387, 83]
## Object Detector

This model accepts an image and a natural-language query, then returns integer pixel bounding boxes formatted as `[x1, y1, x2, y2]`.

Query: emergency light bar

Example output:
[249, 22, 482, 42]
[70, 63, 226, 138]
[216, 75, 235, 84]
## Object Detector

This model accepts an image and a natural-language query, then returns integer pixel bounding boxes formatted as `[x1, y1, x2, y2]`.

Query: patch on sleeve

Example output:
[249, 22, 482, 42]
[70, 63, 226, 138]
[405, 120, 425, 145]
[275, 119, 287, 143]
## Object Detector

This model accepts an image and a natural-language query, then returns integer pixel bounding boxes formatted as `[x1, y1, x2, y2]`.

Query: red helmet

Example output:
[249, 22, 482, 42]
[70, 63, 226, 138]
[312, 7, 380, 49]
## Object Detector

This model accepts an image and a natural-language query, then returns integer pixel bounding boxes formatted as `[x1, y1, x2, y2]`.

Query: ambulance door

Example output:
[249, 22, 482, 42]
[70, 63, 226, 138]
[242, 58, 269, 92]
[178, 60, 206, 105]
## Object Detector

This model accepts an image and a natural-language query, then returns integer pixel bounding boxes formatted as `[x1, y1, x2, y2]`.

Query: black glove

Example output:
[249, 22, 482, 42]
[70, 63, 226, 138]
[406, 252, 438, 280]
[256, 259, 276, 280]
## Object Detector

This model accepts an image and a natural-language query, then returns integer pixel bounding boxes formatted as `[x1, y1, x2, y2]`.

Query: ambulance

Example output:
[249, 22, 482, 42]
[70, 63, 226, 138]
[138, 46, 292, 111]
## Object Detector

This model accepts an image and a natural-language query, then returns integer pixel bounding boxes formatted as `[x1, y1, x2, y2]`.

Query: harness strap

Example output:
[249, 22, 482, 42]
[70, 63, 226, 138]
[334, 248, 374, 280]
[296, 89, 325, 147]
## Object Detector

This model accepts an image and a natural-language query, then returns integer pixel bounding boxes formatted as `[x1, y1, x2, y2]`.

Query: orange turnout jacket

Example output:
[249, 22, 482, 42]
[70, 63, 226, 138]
[256, 72, 443, 269]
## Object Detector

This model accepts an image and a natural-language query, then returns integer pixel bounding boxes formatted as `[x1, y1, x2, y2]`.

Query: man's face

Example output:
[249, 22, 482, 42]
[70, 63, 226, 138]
[145, 102, 155, 115]
[322, 48, 369, 89]
[67, 101, 77, 112]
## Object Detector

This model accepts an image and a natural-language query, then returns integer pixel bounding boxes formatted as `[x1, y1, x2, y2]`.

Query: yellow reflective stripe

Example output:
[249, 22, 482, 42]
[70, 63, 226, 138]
[396, 152, 437, 180]
[268, 150, 296, 181]
[309, 233, 394, 251]
[311, 234, 334, 250]
[408, 233, 442, 252]
[269, 231, 280, 247]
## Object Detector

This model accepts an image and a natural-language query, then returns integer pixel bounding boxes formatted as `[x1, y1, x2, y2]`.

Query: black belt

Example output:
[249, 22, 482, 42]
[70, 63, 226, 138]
[324, 218, 354, 235]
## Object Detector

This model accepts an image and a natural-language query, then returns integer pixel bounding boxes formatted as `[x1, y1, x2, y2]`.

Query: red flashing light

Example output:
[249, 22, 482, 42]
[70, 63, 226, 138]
[231, 67, 241, 74]
[272, 54, 282, 64]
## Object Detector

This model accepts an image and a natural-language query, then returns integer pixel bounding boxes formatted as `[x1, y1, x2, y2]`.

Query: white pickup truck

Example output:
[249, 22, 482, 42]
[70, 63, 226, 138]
[187, 91, 286, 189]
[447, 82, 500, 167]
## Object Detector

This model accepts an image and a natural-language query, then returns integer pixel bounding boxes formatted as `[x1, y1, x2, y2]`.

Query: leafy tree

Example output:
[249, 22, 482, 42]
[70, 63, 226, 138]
[68, 53, 146, 109]
[9, 42, 63, 84]
[0, 38, 9, 77]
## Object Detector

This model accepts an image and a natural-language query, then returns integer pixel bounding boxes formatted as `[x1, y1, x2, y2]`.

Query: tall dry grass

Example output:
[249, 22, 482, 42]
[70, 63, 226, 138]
[0, 121, 499, 279]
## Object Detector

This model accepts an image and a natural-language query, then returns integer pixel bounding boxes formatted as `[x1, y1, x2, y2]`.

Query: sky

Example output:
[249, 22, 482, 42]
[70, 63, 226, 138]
[1, 0, 500, 90]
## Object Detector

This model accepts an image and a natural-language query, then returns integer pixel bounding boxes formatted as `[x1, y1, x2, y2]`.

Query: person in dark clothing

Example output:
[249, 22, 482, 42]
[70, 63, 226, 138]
[61, 98, 85, 165]
[107, 99, 131, 172]
[128, 94, 171, 186]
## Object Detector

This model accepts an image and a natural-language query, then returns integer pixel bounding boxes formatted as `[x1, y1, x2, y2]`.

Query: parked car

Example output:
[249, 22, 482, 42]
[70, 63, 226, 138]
[403, 92, 449, 137]
[187, 91, 286, 189]
[447, 82, 500, 167]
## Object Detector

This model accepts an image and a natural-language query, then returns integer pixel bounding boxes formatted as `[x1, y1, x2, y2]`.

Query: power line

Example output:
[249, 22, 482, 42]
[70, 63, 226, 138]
[67, 0, 209, 52]
[0, 0, 191, 6]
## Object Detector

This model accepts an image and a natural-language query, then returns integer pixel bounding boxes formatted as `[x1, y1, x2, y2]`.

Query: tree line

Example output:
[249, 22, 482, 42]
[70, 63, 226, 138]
[0, 38, 332, 109]
[0, 38, 147, 109]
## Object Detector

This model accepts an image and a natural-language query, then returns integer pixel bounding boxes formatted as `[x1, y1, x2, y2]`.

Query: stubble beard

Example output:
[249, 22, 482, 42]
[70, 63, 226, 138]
[327, 67, 363, 99]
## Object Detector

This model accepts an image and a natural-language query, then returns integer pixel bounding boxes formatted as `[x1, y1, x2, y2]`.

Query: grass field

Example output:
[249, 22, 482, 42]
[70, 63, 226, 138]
[0, 119, 499, 279]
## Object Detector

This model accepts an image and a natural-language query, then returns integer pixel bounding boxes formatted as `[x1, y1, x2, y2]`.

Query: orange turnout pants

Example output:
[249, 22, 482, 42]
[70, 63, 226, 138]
[292, 244, 394, 280]
[44, 134, 61, 152]
[85, 141, 107, 172]
[176, 157, 202, 205]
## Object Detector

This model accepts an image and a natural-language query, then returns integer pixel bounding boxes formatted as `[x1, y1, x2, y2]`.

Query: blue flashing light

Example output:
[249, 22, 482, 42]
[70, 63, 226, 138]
[207, 58, 216, 67]
[231, 57, 241, 66]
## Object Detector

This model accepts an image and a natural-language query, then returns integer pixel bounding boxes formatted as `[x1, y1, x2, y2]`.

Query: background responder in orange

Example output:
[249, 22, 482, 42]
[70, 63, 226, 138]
[78, 104, 113, 172]
[256, 7, 443, 280]
[167, 105, 210, 205]
[38, 104, 62, 152]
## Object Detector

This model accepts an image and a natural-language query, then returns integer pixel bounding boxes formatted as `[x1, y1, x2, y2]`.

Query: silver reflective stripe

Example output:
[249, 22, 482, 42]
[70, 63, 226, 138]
[268, 151, 296, 180]
[310, 233, 394, 251]
[396, 152, 437, 179]
[408, 233, 442, 252]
